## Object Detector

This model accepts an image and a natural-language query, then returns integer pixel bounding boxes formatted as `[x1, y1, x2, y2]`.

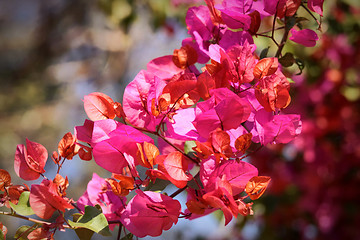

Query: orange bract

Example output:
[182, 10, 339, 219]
[58, 132, 79, 160]
[0, 169, 11, 191]
[253, 58, 278, 79]
[186, 199, 207, 215]
[172, 45, 198, 69]
[235, 133, 253, 154]
[83, 92, 116, 121]
[245, 176, 271, 200]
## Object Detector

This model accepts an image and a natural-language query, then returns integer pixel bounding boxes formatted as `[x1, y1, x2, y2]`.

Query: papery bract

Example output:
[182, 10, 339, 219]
[30, 179, 73, 219]
[92, 122, 153, 174]
[307, 0, 324, 16]
[0, 169, 11, 191]
[14, 139, 48, 181]
[289, 28, 319, 47]
[58, 132, 79, 160]
[193, 88, 251, 138]
[245, 176, 271, 200]
[202, 176, 239, 225]
[120, 190, 181, 238]
[149, 152, 192, 188]
[83, 92, 116, 121]
[264, 0, 301, 18]
[201, 158, 258, 195]
[77, 173, 126, 229]
[252, 109, 302, 145]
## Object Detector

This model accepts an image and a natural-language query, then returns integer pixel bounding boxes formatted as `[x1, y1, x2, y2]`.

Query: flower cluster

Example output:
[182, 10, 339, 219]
[0, 0, 324, 239]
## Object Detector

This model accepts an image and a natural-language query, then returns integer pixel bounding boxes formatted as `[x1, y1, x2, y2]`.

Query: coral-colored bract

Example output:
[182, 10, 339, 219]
[5, 0, 325, 238]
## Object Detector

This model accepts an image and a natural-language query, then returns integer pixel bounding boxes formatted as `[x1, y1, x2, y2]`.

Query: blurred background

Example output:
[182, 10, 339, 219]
[0, 0, 359, 239]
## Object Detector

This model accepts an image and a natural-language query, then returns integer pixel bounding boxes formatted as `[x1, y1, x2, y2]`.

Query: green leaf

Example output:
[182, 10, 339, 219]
[287, 78, 295, 84]
[259, 47, 270, 59]
[0, 231, 4, 240]
[121, 233, 134, 240]
[72, 213, 95, 240]
[295, 58, 305, 75]
[68, 205, 112, 237]
[14, 225, 33, 240]
[184, 141, 196, 155]
[285, 16, 297, 31]
[9, 191, 35, 216]
[279, 52, 295, 67]
[145, 178, 170, 192]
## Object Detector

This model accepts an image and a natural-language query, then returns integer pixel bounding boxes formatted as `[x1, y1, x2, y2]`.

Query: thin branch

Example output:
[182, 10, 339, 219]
[0, 211, 71, 229]
[300, 3, 322, 30]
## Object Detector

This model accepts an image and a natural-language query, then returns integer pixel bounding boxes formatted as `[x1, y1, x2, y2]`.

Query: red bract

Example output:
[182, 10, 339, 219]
[0, 169, 11, 191]
[30, 179, 73, 219]
[120, 190, 181, 237]
[255, 70, 291, 112]
[14, 138, 48, 181]
[202, 176, 239, 225]
[58, 132, 79, 160]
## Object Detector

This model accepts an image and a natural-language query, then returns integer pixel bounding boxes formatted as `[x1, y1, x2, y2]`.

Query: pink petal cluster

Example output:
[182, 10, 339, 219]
[77, 173, 126, 229]
[120, 190, 181, 238]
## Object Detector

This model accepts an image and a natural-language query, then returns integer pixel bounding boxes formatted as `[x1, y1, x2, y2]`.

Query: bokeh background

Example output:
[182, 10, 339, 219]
[0, 0, 359, 239]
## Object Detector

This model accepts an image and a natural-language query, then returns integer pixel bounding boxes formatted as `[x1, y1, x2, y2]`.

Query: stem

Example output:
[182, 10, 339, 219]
[275, 18, 290, 58]
[157, 134, 200, 164]
[116, 223, 122, 240]
[169, 185, 188, 198]
[300, 3, 322, 30]
[0, 211, 71, 229]
[16, 223, 37, 240]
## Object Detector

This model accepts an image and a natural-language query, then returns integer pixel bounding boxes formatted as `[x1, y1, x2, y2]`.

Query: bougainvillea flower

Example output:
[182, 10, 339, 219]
[147, 152, 192, 188]
[120, 190, 181, 237]
[0, 169, 11, 191]
[123, 70, 167, 131]
[219, 30, 254, 51]
[77, 173, 126, 230]
[193, 88, 251, 138]
[202, 176, 239, 225]
[255, 70, 291, 112]
[215, 0, 253, 30]
[172, 44, 198, 69]
[14, 138, 48, 181]
[252, 109, 302, 145]
[289, 28, 319, 47]
[185, 5, 226, 62]
[92, 122, 153, 174]
[307, 0, 324, 16]
[30, 179, 73, 219]
[200, 157, 258, 195]
[74, 119, 94, 144]
[264, 0, 301, 18]
[57, 132, 79, 160]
